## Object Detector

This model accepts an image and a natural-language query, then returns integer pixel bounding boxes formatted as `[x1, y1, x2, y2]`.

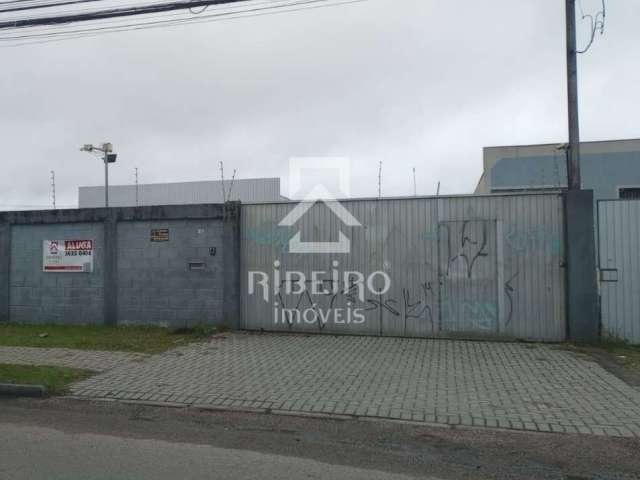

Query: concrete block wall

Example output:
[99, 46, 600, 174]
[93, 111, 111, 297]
[10, 223, 105, 325]
[0, 204, 240, 328]
[117, 220, 224, 328]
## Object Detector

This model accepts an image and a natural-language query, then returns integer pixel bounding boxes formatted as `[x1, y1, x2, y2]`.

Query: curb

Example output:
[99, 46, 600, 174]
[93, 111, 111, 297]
[60, 396, 640, 439]
[0, 383, 47, 398]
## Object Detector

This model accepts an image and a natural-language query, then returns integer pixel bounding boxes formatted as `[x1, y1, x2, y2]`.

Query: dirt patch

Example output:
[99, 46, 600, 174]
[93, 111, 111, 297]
[561, 344, 640, 388]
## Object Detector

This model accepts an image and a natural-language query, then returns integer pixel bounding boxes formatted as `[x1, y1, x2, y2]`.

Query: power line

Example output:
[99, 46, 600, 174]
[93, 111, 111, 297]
[0, 0, 277, 34]
[0, 0, 73, 6]
[0, 0, 366, 46]
[0, 0, 105, 14]
[577, 0, 606, 54]
[0, 0, 278, 33]
[0, 0, 247, 28]
[0, 0, 365, 46]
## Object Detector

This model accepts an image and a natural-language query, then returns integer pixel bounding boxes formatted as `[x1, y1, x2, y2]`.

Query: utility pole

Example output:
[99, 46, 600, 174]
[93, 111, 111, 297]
[566, 0, 581, 190]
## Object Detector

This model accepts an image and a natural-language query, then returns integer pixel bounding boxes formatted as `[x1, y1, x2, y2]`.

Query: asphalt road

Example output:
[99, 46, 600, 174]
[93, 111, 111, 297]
[1, 398, 640, 480]
[1, 423, 421, 480]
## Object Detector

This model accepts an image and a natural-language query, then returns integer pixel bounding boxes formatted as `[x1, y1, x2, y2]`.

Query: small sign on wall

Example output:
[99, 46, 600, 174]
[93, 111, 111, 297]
[43, 240, 94, 273]
[151, 229, 169, 242]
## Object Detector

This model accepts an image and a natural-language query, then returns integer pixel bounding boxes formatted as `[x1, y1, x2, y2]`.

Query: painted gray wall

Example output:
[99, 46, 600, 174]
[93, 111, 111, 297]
[0, 204, 239, 328]
[117, 219, 224, 328]
[9, 223, 105, 325]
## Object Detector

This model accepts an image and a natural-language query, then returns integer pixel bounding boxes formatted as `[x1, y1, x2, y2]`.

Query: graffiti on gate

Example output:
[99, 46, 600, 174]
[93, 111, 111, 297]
[440, 221, 491, 279]
[440, 299, 498, 332]
[505, 224, 562, 256]
[272, 272, 435, 332]
[245, 209, 559, 336]
[245, 223, 294, 253]
[504, 271, 519, 327]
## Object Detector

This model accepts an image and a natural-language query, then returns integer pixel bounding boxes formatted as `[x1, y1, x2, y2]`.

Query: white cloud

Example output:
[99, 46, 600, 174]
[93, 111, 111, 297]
[1, 0, 637, 208]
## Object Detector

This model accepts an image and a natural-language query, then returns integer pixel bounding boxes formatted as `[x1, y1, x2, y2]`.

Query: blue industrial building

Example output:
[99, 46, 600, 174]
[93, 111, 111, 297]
[475, 139, 640, 201]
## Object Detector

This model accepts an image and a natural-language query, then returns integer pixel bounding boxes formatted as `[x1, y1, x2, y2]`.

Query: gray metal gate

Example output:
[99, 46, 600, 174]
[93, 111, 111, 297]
[439, 220, 499, 336]
[241, 194, 566, 342]
[598, 200, 640, 344]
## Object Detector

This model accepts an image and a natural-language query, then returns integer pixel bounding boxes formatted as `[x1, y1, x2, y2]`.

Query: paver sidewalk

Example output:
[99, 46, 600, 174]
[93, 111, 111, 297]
[0, 346, 148, 372]
[66, 333, 640, 438]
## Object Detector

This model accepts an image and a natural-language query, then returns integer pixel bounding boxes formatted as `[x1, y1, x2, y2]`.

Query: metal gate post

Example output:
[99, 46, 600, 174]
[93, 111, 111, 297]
[564, 190, 599, 342]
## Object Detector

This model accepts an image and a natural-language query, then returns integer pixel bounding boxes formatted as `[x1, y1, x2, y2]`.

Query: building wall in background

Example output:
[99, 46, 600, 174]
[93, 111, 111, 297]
[78, 178, 283, 208]
[476, 139, 640, 200]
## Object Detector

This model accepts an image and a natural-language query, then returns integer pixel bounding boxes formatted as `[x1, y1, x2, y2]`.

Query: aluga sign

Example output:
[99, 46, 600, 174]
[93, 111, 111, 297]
[43, 239, 95, 273]
[248, 261, 392, 327]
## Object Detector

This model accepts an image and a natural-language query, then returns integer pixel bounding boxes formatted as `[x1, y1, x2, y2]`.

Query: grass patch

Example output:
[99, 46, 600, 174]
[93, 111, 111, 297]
[0, 324, 225, 354]
[0, 364, 93, 395]
[565, 340, 640, 372]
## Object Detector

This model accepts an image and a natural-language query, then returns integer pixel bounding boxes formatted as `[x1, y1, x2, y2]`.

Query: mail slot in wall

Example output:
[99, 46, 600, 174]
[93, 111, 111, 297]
[188, 259, 206, 271]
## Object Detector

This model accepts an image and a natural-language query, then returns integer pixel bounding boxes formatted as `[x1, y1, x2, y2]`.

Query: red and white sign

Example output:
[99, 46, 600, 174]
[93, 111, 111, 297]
[43, 239, 94, 273]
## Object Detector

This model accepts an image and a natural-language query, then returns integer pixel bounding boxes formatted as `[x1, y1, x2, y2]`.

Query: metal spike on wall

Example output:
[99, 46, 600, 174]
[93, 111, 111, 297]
[134, 167, 139, 206]
[50, 170, 56, 209]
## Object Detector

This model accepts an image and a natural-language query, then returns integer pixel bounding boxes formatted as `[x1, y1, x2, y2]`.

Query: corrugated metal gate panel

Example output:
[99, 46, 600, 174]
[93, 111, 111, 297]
[598, 200, 640, 343]
[375, 198, 439, 337]
[439, 220, 498, 336]
[437, 195, 566, 341]
[240, 194, 566, 342]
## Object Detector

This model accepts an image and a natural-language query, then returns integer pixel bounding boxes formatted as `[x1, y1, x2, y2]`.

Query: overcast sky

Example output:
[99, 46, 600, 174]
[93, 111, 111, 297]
[1, 0, 638, 209]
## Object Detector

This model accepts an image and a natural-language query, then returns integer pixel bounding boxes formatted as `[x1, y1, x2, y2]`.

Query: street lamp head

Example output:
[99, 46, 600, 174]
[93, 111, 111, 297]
[78, 142, 114, 208]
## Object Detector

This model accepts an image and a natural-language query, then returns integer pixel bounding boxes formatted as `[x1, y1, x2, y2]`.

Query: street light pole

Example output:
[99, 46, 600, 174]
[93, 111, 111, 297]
[104, 150, 109, 208]
[80, 142, 117, 208]
[566, 0, 581, 191]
